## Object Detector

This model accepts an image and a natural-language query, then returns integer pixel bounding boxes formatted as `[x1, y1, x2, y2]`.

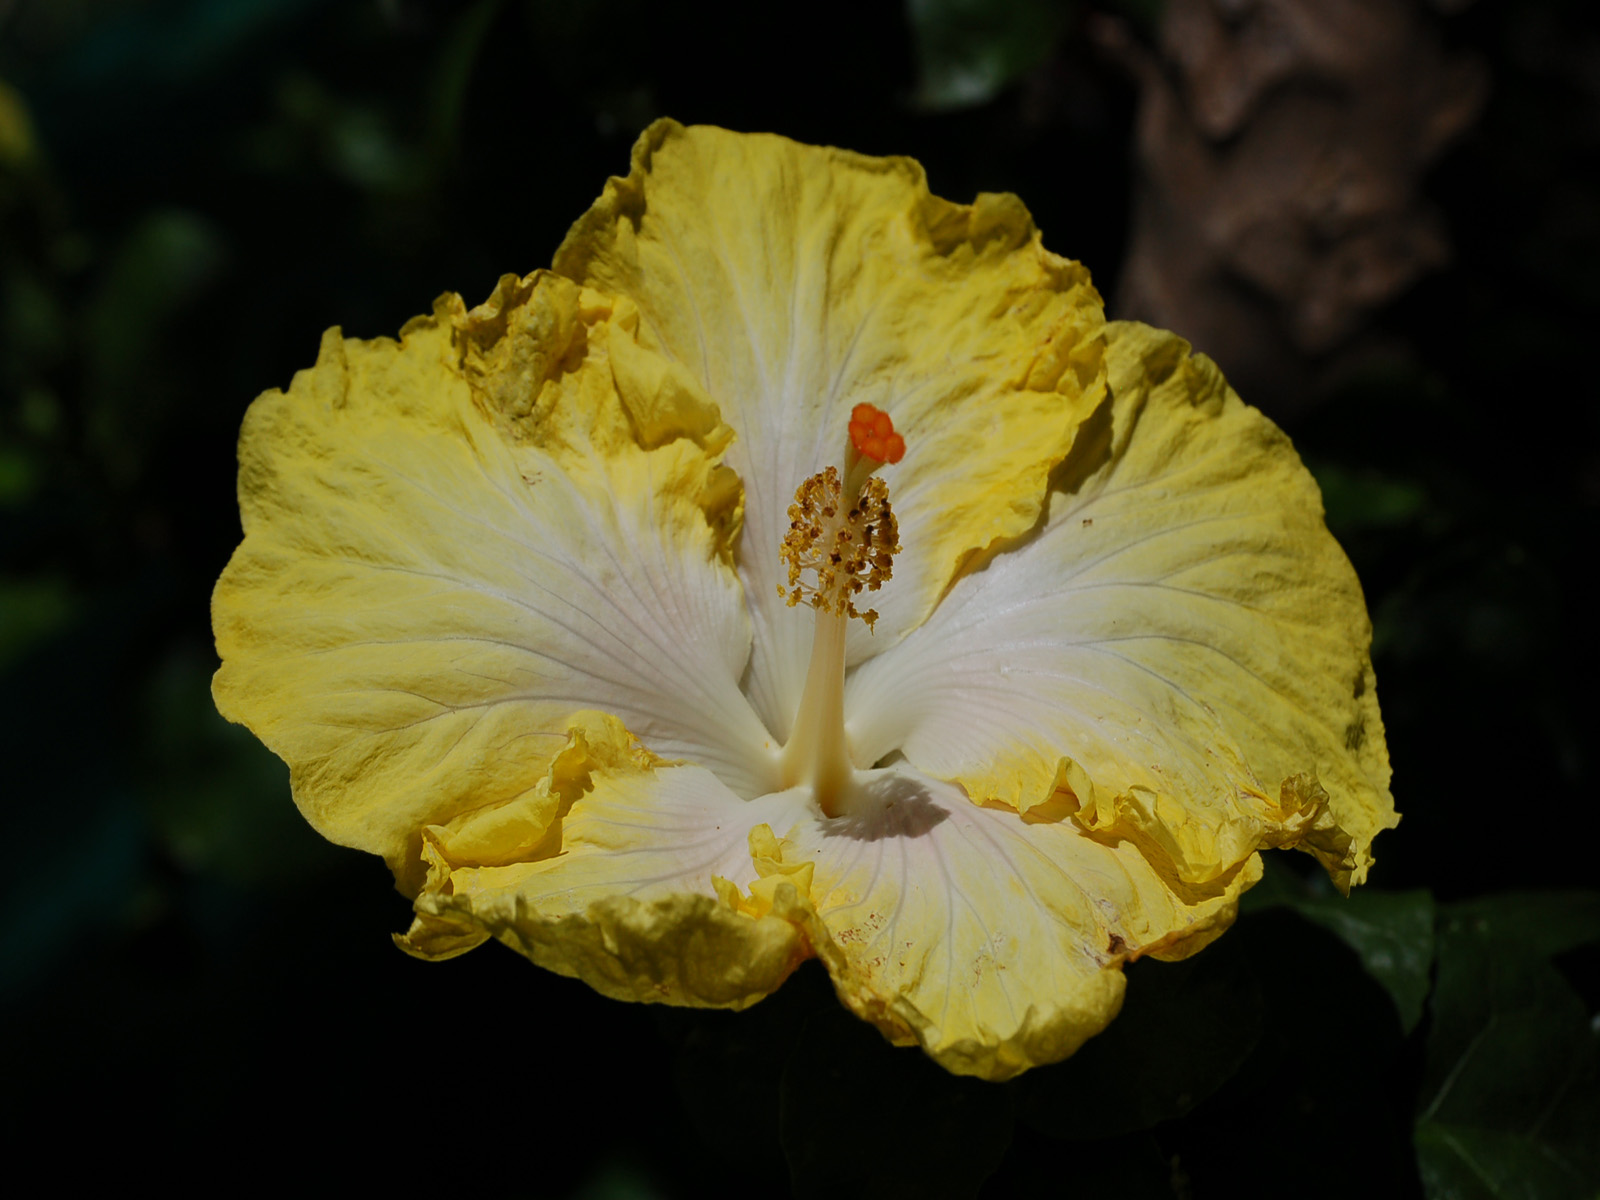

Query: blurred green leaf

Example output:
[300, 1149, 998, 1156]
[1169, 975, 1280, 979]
[53, 0, 321, 90]
[2, 265, 69, 381]
[84, 209, 224, 389]
[1101, 0, 1164, 35]
[1243, 856, 1436, 1033]
[424, 0, 503, 165]
[0, 76, 37, 167]
[0, 797, 145, 1001]
[907, 0, 1075, 111]
[82, 208, 225, 479]
[323, 103, 415, 191]
[566, 1164, 667, 1200]
[141, 644, 339, 887]
[248, 73, 421, 192]
[1415, 893, 1600, 1200]
[0, 575, 174, 1000]
[1011, 933, 1261, 1140]
[1308, 461, 1430, 534]
[0, 574, 77, 666]
[17, 386, 62, 438]
[0, 445, 39, 507]
[781, 1006, 1012, 1199]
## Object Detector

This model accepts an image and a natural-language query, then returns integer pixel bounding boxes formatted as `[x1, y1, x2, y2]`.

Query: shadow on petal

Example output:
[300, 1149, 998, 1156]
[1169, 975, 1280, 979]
[819, 771, 950, 843]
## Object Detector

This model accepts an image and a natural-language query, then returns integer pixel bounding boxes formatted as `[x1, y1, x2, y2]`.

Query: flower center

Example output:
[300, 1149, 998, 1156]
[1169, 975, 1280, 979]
[777, 404, 903, 817]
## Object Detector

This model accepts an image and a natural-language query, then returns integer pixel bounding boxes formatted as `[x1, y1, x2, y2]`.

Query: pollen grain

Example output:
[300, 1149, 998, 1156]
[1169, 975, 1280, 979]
[779, 466, 900, 630]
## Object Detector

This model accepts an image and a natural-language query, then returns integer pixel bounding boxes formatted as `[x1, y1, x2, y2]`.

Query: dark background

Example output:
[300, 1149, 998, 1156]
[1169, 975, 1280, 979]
[1, 1, 1596, 1195]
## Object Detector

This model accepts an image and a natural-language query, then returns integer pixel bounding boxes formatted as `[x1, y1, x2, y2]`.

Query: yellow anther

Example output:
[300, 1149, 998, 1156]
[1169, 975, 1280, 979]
[778, 467, 900, 630]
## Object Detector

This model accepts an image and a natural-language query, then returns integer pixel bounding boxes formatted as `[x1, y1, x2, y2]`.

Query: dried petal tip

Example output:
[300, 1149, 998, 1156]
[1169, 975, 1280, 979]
[849, 403, 906, 465]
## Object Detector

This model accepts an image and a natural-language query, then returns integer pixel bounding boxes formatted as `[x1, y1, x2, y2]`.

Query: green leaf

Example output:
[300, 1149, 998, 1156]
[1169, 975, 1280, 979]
[1307, 461, 1430, 533]
[1415, 893, 1600, 1200]
[1296, 888, 1436, 1034]
[907, 0, 1075, 111]
[1435, 892, 1600, 963]
[780, 1006, 1012, 1199]
[51, 0, 322, 90]
[0, 799, 145, 1001]
[1010, 933, 1262, 1140]
[0, 575, 78, 669]
[1243, 856, 1436, 1032]
[140, 644, 341, 888]
[0, 76, 37, 167]
[1416, 1122, 1599, 1200]
[566, 1163, 668, 1200]
[82, 209, 226, 482]
[1168, 910, 1417, 1196]
[424, 0, 504, 165]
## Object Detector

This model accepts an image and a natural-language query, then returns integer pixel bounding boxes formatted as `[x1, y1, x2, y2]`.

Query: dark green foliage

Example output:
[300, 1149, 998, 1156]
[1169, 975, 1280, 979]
[1245, 854, 1436, 1033]
[1011, 935, 1263, 1140]
[1414, 897, 1600, 1200]
[1, 0, 1597, 1195]
[907, 0, 1078, 110]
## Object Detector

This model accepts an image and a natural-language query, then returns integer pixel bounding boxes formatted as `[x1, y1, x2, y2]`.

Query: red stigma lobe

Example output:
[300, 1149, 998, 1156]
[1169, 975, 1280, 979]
[848, 403, 906, 464]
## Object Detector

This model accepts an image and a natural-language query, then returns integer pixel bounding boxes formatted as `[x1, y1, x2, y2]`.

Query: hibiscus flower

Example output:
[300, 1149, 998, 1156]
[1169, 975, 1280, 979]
[212, 120, 1395, 1080]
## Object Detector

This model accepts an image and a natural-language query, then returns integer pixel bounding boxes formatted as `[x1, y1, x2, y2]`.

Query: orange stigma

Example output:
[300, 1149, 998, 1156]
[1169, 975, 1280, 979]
[849, 403, 905, 465]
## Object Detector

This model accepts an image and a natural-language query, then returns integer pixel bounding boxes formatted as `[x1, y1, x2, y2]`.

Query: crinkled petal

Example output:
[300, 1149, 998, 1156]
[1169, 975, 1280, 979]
[400, 712, 815, 1008]
[762, 767, 1256, 1081]
[212, 272, 781, 890]
[846, 322, 1396, 890]
[554, 119, 1107, 740]
[400, 727, 1252, 1076]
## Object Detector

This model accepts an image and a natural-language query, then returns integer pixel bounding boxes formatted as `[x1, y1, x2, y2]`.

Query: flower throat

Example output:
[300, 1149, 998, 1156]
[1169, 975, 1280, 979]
[777, 404, 903, 817]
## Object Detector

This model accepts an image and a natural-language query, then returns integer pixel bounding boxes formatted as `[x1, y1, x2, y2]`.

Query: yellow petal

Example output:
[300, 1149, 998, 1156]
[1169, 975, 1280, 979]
[400, 719, 816, 1007]
[758, 767, 1256, 1080]
[555, 119, 1107, 740]
[401, 739, 1252, 1076]
[847, 321, 1395, 891]
[212, 271, 781, 892]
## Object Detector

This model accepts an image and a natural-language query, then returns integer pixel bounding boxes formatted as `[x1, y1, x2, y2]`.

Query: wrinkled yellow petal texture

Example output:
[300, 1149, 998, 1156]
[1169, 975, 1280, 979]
[404, 711, 816, 1003]
[213, 269, 777, 893]
[213, 119, 1395, 1081]
[760, 773, 1258, 1079]
[847, 321, 1396, 893]
[555, 119, 1107, 740]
